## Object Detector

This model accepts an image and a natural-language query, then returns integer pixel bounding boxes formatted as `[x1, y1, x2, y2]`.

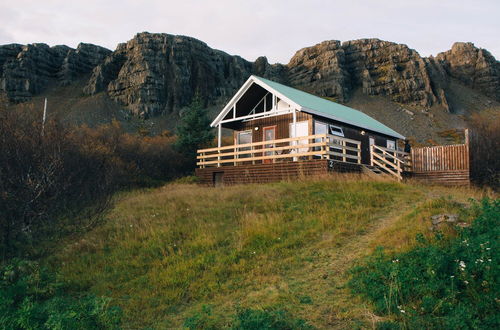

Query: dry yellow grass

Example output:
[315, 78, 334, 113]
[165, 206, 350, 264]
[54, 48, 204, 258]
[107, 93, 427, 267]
[48, 175, 494, 328]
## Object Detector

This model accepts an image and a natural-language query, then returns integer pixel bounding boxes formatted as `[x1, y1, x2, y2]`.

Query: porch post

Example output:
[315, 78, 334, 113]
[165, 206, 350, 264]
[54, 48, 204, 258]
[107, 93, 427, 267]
[217, 124, 222, 167]
[293, 108, 297, 161]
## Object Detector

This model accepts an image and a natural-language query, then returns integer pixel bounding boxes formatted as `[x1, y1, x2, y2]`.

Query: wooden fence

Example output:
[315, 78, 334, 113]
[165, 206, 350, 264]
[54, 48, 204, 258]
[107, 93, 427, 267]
[410, 144, 470, 186]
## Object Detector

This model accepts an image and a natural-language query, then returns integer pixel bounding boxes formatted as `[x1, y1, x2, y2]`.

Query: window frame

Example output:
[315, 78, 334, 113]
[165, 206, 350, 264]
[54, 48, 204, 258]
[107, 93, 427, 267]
[386, 139, 396, 150]
[329, 124, 344, 137]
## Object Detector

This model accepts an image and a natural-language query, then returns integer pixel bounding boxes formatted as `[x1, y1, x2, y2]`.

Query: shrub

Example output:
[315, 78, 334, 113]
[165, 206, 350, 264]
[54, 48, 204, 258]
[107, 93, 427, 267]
[0, 260, 122, 329]
[184, 305, 314, 330]
[0, 108, 118, 259]
[233, 307, 314, 330]
[468, 110, 500, 189]
[175, 96, 214, 162]
[349, 199, 499, 329]
[0, 106, 192, 259]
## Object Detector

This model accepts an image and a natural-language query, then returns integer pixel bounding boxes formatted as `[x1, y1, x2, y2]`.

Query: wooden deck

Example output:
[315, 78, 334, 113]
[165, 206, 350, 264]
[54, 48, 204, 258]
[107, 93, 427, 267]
[196, 133, 471, 186]
[195, 159, 362, 186]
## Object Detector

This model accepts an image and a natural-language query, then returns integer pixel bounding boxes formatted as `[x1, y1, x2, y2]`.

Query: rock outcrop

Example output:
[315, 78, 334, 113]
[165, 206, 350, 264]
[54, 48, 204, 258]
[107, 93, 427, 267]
[435, 42, 499, 101]
[83, 33, 254, 117]
[287, 40, 350, 102]
[0, 43, 110, 102]
[1, 33, 498, 117]
[286, 39, 443, 108]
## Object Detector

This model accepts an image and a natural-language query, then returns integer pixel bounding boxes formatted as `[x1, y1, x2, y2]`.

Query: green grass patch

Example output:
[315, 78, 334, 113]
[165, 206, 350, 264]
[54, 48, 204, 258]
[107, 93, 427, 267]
[349, 198, 499, 329]
[42, 177, 489, 328]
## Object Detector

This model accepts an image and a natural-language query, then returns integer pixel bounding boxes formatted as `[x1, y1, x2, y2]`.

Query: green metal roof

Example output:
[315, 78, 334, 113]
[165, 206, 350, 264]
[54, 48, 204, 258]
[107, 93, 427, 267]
[254, 76, 405, 139]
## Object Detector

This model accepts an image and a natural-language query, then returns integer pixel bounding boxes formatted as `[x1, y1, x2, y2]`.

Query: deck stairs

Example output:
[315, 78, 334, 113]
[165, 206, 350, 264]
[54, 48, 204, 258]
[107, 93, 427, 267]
[361, 164, 393, 180]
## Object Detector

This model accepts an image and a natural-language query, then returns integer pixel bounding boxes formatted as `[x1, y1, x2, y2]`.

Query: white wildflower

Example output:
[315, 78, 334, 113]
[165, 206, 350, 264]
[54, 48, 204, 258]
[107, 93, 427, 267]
[459, 261, 466, 270]
[464, 280, 469, 285]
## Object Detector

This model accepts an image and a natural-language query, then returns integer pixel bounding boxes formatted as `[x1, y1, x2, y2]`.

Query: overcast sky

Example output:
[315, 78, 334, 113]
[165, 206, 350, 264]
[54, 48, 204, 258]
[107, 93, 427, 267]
[1, 0, 498, 63]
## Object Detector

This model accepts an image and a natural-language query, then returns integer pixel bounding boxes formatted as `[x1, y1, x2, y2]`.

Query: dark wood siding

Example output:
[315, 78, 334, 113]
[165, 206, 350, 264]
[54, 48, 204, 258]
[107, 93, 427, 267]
[231, 112, 312, 145]
[310, 114, 399, 165]
[224, 111, 400, 165]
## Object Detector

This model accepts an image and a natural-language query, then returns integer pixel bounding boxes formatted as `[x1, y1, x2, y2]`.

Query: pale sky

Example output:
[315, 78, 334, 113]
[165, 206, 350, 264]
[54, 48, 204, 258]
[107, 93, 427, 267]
[1, 0, 498, 63]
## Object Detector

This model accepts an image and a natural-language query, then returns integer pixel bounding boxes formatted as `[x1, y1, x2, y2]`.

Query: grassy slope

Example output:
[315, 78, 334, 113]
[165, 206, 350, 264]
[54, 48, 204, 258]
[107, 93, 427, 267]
[48, 176, 491, 328]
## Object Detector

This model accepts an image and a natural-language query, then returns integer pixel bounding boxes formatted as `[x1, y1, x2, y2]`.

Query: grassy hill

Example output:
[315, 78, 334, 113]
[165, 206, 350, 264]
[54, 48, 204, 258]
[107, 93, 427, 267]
[43, 175, 493, 329]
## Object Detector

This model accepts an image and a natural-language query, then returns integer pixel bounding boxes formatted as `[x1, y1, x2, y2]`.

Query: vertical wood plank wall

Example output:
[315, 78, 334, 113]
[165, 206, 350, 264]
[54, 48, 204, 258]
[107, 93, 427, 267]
[233, 112, 312, 144]
[410, 144, 470, 186]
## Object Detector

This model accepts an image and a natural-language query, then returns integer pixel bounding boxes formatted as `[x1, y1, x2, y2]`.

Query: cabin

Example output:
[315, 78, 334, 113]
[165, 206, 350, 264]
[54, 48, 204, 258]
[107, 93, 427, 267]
[196, 76, 469, 186]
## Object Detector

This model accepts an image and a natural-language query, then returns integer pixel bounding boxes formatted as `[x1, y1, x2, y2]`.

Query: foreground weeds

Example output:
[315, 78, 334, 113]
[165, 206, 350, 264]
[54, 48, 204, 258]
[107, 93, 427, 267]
[49, 176, 491, 328]
[350, 199, 499, 329]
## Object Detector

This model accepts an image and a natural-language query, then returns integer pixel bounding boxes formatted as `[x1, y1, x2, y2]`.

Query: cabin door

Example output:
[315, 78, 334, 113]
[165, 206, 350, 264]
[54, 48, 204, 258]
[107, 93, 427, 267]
[289, 121, 309, 154]
[263, 126, 276, 164]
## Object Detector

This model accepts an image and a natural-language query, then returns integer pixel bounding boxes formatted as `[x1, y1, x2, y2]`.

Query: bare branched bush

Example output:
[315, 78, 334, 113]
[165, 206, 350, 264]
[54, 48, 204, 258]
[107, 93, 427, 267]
[468, 110, 500, 189]
[0, 108, 191, 260]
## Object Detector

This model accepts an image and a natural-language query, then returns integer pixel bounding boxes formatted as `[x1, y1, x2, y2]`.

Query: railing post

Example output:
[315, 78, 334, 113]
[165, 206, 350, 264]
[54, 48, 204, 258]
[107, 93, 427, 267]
[357, 143, 361, 164]
[370, 145, 374, 166]
[324, 135, 329, 159]
[252, 146, 255, 165]
[217, 150, 220, 168]
[342, 140, 346, 162]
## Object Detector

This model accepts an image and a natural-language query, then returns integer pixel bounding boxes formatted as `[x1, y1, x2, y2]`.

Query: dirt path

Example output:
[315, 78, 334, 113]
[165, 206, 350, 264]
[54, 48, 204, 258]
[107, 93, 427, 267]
[289, 191, 426, 329]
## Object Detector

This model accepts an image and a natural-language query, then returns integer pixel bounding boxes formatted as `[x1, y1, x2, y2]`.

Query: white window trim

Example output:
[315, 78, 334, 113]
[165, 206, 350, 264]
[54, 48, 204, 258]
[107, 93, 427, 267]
[236, 130, 252, 145]
[386, 140, 396, 150]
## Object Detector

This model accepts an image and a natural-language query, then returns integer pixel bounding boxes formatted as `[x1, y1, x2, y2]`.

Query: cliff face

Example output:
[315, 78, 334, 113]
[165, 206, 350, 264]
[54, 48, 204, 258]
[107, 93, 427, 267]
[1, 33, 498, 117]
[434, 42, 499, 100]
[83, 33, 254, 117]
[0, 43, 110, 102]
[287, 39, 440, 107]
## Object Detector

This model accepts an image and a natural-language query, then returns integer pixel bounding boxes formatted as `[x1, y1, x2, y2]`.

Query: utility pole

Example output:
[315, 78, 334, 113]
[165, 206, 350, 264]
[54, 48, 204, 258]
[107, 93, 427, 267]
[42, 98, 47, 136]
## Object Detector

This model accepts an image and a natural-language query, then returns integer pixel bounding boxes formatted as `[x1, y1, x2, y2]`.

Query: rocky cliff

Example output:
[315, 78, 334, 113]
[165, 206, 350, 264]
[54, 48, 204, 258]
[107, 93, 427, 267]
[0, 43, 110, 102]
[1, 33, 498, 118]
[83, 33, 255, 117]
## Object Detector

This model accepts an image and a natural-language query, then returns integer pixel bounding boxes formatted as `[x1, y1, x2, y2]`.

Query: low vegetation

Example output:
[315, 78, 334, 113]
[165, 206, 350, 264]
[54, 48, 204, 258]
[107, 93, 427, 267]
[350, 199, 499, 329]
[468, 110, 500, 189]
[42, 177, 492, 328]
[0, 259, 122, 329]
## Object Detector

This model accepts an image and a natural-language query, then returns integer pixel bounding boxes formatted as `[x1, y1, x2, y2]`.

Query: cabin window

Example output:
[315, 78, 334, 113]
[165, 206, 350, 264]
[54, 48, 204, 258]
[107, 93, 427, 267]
[314, 121, 328, 152]
[314, 121, 327, 135]
[237, 130, 252, 158]
[329, 125, 344, 137]
[387, 140, 396, 150]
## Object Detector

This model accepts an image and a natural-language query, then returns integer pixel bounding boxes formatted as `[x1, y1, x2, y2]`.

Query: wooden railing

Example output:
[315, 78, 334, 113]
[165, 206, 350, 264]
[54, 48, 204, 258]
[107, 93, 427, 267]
[370, 145, 410, 181]
[197, 134, 361, 168]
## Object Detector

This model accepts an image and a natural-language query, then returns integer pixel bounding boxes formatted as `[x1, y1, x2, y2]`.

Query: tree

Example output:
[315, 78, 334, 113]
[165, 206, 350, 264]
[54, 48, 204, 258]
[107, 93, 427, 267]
[175, 96, 214, 161]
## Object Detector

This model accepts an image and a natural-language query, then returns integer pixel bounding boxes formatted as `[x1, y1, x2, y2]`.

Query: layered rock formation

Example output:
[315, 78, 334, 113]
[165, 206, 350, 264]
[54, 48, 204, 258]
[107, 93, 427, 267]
[0, 43, 110, 102]
[434, 42, 499, 101]
[83, 33, 254, 117]
[1, 33, 498, 117]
